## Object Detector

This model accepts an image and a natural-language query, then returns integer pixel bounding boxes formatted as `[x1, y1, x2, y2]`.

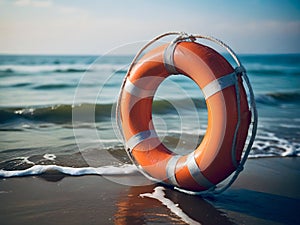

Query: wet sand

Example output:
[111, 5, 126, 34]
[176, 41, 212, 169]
[0, 157, 299, 225]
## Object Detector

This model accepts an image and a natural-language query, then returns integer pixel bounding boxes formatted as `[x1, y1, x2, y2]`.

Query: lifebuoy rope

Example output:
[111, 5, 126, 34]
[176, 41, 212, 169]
[116, 32, 258, 195]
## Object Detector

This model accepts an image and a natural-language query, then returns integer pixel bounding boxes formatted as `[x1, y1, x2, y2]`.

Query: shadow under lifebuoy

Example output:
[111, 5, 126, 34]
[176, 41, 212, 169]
[114, 184, 235, 225]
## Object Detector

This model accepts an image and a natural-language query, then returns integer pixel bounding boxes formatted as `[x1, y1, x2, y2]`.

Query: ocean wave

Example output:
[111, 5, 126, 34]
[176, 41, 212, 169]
[249, 131, 300, 158]
[0, 63, 128, 76]
[256, 91, 300, 105]
[0, 164, 138, 178]
[266, 91, 300, 102]
[54, 68, 89, 73]
[0, 88, 299, 125]
[33, 83, 76, 90]
[0, 104, 112, 124]
[10, 82, 32, 88]
[0, 98, 207, 125]
[0, 64, 91, 75]
[0, 131, 299, 178]
[152, 98, 206, 114]
[3, 63, 300, 76]
[243, 55, 300, 76]
[247, 68, 300, 76]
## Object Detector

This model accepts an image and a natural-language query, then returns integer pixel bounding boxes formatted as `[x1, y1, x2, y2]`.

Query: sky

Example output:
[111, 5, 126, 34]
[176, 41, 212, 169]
[0, 0, 300, 55]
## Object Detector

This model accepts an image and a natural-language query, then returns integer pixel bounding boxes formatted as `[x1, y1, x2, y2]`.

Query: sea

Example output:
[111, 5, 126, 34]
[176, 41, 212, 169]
[0, 52, 299, 180]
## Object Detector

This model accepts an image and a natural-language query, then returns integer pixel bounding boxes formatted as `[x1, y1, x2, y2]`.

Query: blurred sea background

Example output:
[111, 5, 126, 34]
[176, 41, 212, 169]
[0, 52, 299, 175]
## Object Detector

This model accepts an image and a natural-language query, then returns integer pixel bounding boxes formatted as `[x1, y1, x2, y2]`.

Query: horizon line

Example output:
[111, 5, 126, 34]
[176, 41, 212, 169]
[0, 52, 300, 57]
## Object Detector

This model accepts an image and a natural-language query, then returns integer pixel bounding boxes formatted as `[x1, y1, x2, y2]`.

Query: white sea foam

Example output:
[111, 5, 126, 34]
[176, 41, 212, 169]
[0, 164, 138, 178]
[0, 64, 127, 74]
[166, 128, 207, 136]
[43, 154, 56, 161]
[14, 108, 35, 115]
[0, 64, 88, 73]
[249, 132, 300, 158]
[21, 124, 31, 129]
[140, 186, 201, 225]
[279, 124, 300, 129]
[14, 157, 35, 165]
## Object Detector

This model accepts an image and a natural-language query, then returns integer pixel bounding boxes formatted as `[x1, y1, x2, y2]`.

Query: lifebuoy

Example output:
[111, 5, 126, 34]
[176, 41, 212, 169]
[119, 37, 252, 192]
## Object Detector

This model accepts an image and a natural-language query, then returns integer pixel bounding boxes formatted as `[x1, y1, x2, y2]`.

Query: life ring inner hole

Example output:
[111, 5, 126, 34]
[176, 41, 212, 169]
[151, 74, 208, 156]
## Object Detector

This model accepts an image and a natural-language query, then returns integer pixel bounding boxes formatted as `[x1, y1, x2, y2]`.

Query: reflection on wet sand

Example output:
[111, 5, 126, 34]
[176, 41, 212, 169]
[114, 184, 234, 225]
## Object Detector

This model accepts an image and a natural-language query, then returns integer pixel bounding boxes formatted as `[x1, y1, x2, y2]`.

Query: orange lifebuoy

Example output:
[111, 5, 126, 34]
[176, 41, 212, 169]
[119, 40, 251, 192]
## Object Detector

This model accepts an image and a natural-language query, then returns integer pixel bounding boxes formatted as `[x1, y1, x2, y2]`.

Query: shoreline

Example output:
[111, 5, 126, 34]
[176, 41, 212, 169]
[0, 157, 299, 225]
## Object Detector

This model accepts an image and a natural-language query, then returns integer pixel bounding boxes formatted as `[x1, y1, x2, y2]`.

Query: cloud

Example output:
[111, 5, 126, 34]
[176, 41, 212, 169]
[14, 0, 52, 8]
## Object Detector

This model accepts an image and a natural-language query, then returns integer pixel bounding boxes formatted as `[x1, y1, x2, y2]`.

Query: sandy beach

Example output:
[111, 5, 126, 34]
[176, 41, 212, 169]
[1, 157, 299, 225]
